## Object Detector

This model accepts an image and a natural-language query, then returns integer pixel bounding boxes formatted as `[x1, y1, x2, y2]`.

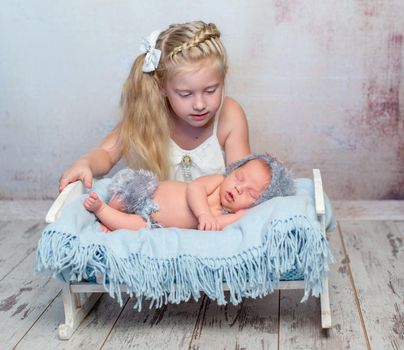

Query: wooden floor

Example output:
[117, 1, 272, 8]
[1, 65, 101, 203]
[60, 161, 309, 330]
[1, 200, 403, 350]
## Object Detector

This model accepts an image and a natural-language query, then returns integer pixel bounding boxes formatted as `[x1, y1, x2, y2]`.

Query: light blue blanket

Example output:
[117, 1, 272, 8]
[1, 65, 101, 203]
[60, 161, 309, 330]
[36, 178, 335, 309]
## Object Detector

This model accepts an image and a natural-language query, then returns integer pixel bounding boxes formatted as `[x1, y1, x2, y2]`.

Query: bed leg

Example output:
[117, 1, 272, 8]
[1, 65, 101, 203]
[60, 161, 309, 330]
[58, 284, 102, 340]
[313, 169, 332, 329]
[320, 276, 332, 329]
[320, 215, 332, 329]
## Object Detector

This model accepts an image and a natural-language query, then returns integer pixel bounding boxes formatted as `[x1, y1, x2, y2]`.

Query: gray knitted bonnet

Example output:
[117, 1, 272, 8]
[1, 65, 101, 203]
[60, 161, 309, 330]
[225, 152, 295, 206]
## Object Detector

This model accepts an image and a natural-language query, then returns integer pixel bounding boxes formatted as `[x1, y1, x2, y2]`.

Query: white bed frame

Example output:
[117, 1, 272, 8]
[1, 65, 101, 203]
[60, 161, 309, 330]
[45, 169, 331, 340]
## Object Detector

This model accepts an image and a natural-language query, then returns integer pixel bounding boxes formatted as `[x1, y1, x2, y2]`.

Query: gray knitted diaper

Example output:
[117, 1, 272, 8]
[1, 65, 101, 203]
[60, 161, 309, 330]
[108, 168, 160, 228]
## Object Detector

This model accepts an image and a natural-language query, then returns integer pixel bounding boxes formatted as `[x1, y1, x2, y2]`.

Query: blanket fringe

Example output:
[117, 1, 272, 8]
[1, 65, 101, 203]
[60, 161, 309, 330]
[35, 215, 333, 310]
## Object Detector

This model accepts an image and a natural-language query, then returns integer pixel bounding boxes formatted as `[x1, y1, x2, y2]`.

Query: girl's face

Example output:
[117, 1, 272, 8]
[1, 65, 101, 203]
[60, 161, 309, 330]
[220, 160, 271, 213]
[162, 60, 224, 128]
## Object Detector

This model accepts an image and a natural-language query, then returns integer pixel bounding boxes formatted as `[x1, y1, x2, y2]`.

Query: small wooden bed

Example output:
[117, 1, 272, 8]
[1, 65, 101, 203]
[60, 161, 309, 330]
[44, 169, 331, 340]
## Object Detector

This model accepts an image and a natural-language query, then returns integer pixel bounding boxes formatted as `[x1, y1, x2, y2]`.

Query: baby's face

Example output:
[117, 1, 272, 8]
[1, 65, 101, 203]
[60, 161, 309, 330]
[220, 159, 271, 213]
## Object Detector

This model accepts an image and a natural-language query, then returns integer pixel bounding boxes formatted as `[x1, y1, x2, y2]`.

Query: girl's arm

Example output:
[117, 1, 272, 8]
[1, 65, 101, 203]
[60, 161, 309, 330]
[60, 127, 123, 191]
[186, 174, 224, 230]
[218, 97, 251, 165]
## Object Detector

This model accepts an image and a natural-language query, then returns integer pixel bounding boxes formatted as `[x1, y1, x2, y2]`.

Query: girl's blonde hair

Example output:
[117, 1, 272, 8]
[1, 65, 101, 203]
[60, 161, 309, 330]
[118, 21, 228, 179]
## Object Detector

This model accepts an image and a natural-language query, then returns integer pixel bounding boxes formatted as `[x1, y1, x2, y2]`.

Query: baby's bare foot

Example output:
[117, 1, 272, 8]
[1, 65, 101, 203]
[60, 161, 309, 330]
[83, 192, 104, 213]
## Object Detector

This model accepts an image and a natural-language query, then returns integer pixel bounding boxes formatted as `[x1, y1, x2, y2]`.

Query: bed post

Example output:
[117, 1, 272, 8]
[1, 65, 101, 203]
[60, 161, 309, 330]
[46, 181, 85, 223]
[313, 169, 332, 329]
[58, 284, 102, 339]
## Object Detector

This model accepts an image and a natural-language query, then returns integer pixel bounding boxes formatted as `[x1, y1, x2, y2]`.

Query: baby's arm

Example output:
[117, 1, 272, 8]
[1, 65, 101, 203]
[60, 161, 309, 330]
[215, 209, 247, 228]
[84, 192, 147, 232]
[186, 174, 225, 230]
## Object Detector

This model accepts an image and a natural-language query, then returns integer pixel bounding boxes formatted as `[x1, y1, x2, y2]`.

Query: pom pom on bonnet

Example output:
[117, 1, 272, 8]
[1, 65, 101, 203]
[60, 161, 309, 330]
[225, 152, 295, 206]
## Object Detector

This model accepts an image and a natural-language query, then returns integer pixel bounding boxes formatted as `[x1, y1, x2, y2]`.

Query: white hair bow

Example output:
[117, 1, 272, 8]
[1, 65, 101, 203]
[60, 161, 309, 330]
[139, 30, 162, 73]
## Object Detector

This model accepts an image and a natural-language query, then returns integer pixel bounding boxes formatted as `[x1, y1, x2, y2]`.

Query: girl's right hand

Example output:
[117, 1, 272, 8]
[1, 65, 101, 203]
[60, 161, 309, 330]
[59, 159, 93, 192]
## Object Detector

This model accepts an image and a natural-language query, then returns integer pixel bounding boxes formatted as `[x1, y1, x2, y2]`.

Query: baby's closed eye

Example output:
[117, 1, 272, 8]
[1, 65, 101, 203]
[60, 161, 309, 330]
[248, 190, 259, 199]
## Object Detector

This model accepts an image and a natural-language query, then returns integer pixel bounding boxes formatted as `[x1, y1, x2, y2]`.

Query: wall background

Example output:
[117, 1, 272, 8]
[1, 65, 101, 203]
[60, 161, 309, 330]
[1, 0, 403, 200]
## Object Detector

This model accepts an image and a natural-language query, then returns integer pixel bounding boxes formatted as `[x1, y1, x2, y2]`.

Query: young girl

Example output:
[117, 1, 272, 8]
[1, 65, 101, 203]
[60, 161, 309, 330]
[59, 21, 250, 191]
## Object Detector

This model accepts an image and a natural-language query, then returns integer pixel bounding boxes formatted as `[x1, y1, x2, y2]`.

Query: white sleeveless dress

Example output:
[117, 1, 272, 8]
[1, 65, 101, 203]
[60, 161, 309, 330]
[169, 117, 226, 181]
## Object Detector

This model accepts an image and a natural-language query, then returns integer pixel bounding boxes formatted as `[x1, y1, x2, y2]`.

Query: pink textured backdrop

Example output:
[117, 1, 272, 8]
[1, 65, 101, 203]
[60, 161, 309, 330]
[0, 1, 403, 199]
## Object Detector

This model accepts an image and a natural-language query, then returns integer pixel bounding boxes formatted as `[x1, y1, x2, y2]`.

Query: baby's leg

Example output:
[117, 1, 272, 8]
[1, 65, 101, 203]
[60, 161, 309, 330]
[108, 194, 127, 211]
[83, 192, 105, 213]
[84, 192, 110, 232]
[84, 192, 147, 231]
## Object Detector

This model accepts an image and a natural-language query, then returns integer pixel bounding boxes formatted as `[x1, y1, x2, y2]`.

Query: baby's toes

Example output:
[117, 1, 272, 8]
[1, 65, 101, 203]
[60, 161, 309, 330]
[84, 198, 95, 210]
[89, 192, 99, 200]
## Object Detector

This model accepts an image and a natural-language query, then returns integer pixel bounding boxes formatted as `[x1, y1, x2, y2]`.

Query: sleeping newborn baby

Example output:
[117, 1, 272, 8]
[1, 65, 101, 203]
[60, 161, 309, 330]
[83, 153, 295, 232]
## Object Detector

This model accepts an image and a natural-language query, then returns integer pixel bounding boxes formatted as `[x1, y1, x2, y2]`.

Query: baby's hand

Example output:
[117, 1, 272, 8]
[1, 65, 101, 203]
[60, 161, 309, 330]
[197, 213, 222, 231]
[59, 159, 93, 192]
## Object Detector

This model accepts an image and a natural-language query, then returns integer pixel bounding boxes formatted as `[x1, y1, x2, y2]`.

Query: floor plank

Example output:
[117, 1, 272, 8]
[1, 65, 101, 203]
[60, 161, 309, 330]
[0, 251, 62, 349]
[102, 296, 205, 349]
[15, 293, 129, 350]
[279, 230, 368, 349]
[190, 292, 279, 349]
[0, 219, 46, 281]
[339, 220, 404, 350]
[0, 200, 53, 221]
